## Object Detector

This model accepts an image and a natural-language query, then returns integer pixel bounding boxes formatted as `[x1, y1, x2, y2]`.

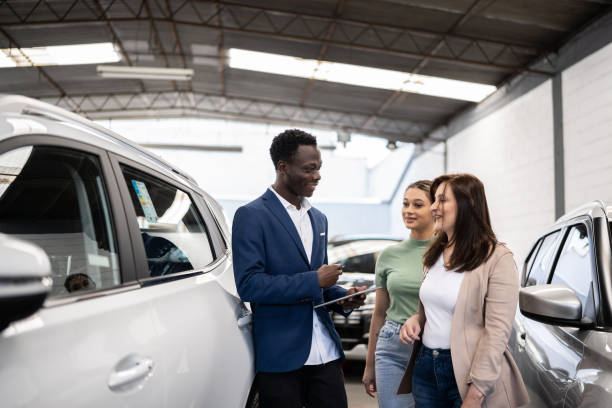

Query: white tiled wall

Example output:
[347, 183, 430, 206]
[446, 81, 556, 264]
[563, 41, 612, 211]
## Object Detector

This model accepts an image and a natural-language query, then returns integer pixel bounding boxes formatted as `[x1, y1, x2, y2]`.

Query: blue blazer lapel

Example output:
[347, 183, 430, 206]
[262, 189, 310, 266]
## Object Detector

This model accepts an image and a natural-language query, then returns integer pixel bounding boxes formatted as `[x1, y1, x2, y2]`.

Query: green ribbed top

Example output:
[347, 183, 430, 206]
[375, 237, 432, 324]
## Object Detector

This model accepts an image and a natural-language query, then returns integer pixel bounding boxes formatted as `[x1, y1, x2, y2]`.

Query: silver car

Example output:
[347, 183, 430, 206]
[327, 236, 400, 350]
[509, 200, 612, 407]
[0, 95, 257, 407]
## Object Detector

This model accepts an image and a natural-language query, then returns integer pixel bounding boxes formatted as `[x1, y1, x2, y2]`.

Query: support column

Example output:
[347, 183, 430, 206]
[552, 74, 565, 220]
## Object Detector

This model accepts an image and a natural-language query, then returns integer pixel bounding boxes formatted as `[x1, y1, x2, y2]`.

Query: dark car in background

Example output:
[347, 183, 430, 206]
[327, 236, 400, 350]
[509, 201, 612, 407]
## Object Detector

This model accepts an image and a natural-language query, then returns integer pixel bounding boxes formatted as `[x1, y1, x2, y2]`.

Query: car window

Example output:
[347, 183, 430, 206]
[526, 230, 562, 286]
[551, 224, 593, 308]
[523, 238, 543, 284]
[341, 253, 376, 273]
[120, 165, 213, 277]
[0, 145, 120, 298]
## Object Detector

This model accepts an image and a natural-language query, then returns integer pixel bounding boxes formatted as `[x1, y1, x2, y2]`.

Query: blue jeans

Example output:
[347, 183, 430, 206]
[412, 345, 462, 408]
[375, 320, 415, 408]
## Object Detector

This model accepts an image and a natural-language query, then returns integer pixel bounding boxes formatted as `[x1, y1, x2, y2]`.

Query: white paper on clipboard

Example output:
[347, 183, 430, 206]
[314, 285, 379, 309]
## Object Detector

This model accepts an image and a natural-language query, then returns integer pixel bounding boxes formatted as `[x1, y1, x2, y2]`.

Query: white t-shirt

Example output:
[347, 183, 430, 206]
[420, 255, 466, 349]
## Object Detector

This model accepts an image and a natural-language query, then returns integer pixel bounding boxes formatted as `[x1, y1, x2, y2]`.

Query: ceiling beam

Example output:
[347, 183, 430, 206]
[358, 0, 494, 135]
[299, 0, 345, 106]
[38, 91, 428, 143]
[0, 27, 80, 111]
[0, 1, 552, 76]
[4, 15, 550, 75]
[93, 0, 146, 93]
[214, 1, 226, 96]
[164, 0, 193, 93]
[204, 0, 546, 52]
[143, 0, 178, 92]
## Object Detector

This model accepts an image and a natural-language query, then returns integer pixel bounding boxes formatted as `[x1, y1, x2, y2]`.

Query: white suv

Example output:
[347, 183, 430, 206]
[0, 95, 257, 407]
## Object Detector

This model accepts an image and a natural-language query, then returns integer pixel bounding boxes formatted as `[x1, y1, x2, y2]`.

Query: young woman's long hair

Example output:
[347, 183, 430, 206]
[423, 174, 498, 272]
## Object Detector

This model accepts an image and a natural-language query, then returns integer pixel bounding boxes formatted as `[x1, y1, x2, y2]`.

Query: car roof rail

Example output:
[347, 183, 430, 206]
[0, 94, 198, 186]
[556, 200, 606, 223]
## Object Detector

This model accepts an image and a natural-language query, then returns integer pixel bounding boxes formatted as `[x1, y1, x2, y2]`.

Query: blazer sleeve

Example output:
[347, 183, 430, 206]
[232, 205, 321, 304]
[468, 252, 519, 396]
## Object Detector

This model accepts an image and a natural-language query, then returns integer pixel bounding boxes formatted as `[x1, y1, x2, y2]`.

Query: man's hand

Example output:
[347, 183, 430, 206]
[461, 385, 484, 408]
[317, 264, 342, 288]
[337, 286, 367, 309]
[399, 315, 421, 344]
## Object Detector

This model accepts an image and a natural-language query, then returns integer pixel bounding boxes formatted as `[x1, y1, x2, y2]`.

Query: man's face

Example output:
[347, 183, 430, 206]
[279, 145, 322, 197]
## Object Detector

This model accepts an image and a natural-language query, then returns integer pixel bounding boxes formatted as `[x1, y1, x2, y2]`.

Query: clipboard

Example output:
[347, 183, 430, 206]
[314, 285, 379, 309]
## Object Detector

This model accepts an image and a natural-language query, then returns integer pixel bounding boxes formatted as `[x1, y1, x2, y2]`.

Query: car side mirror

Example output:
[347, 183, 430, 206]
[519, 284, 585, 327]
[0, 234, 52, 332]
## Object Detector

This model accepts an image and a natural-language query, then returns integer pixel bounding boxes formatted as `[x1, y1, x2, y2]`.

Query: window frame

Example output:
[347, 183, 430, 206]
[192, 193, 228, 259]
[108, 152, 218, 284]
[522, 238, 544, 287]
[0, 135, 138, 305]
[549, 218, 601, 324]
[525, 228, 564, 287]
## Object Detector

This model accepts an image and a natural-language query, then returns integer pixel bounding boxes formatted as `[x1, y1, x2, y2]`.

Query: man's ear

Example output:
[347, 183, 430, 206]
[277, 160, 287, 175]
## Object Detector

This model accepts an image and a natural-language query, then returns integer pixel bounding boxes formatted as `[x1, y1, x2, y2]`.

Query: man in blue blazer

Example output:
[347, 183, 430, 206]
[232, 129, 365, 408]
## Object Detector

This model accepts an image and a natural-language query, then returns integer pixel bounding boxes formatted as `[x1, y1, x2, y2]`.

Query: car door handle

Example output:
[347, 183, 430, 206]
[108, 354, 155, 393]
[237, 313, 252, 328]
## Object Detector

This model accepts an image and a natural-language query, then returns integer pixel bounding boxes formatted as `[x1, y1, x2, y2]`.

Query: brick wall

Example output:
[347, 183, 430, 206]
[446, 81, 556, 264]
[563, 41, 612, 211]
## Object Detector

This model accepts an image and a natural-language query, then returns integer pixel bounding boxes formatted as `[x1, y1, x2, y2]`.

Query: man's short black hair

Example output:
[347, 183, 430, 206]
[269, 129, 317, 169]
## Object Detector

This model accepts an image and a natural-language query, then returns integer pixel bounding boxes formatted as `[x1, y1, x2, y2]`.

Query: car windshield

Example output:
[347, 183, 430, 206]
[328, 239, 399, 274]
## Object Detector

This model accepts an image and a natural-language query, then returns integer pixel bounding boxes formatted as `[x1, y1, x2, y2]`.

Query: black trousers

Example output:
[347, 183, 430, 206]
[257, 359, 348, 408]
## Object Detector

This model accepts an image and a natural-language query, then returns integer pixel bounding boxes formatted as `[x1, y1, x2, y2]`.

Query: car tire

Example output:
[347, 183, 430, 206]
[245, 381, 259, 408]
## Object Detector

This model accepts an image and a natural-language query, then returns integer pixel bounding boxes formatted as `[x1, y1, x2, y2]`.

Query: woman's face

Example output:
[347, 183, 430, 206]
[402, 187, 433, 232]
[431, 182, 458, 239]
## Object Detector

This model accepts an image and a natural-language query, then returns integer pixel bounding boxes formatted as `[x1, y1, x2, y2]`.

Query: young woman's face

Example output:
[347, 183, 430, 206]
[431, 182, 458, 239]
[402, 187, 434, 232]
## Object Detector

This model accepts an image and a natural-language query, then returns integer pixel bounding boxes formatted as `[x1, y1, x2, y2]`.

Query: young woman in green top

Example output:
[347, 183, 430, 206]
[362, 180, 434, 408]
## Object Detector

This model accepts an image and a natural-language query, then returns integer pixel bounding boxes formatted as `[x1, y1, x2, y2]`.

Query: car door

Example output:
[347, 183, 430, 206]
[0, 137, 165, 407]
[515, 222, 595, 407]
[109, 154, 254, 407]
[563, 217, 612, 408]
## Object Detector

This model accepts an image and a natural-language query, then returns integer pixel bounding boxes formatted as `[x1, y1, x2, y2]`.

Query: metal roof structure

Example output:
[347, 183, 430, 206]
[1, 0, 611, 144]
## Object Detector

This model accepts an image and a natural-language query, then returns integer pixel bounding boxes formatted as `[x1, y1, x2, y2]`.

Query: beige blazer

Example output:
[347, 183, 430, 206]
[397, 244, 529, 407]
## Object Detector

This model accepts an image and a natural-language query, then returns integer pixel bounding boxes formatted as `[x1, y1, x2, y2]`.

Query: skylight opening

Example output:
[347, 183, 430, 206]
[228, 48, 496, 102]
[0, 42, 120, 67]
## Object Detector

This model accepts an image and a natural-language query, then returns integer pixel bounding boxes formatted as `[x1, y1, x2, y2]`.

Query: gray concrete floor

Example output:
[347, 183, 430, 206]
[343, 345, 378, 408]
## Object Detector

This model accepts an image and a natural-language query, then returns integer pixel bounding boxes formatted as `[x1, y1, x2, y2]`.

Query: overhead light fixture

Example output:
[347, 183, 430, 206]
[0, 42, 120, 67]
[97, 65, 194, 81]
[337, 129, 351, 147]
[386, 140, 398, 150]
[228, 48, 496, 102]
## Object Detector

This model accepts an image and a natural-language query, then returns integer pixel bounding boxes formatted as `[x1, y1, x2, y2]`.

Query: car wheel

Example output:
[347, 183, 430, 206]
[245, 381, 259, 408]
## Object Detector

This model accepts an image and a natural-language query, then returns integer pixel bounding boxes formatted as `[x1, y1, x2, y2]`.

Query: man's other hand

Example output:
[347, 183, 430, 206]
[338, 286, 367, 310]
[317, 264, 342, 288]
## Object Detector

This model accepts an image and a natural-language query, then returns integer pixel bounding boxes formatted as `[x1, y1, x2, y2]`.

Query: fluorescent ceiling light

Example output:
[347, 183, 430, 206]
[0, 42, 120, 67]
[228, 48, 496, 102]
[97, 65, 194, 81]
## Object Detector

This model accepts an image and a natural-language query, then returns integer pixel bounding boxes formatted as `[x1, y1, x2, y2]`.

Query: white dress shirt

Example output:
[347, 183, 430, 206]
[269, 187, 340, 365]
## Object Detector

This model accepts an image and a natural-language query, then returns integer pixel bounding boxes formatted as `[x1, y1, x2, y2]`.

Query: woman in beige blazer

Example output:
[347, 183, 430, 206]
[398, 174, 528, 408]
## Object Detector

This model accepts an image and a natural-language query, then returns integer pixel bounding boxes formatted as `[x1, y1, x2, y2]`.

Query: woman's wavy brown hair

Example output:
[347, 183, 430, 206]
[423, 174, 498, 272]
